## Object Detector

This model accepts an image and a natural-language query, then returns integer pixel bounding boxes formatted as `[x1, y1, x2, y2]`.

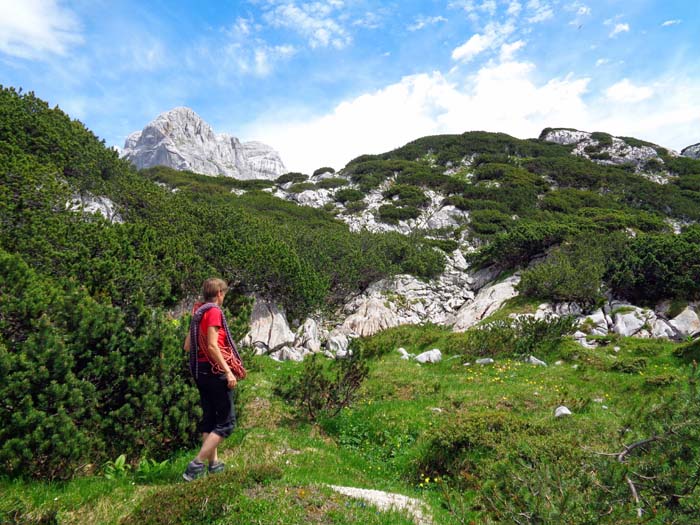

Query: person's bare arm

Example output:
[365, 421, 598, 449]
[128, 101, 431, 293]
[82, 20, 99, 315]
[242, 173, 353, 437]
[207, 325, 237, 389]
[183, 332, 191, 352]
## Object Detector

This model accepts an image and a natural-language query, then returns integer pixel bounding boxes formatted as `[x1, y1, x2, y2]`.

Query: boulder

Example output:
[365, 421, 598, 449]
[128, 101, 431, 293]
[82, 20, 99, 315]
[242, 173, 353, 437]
[453, 275, 520, 332]
[555, 406, 572, 417]
[294, 318, 322, 353]
[527, 356, 547, 367]
[397, 348, 410, 360]
[579, 309, 610, 336]
[415, 349, 442, 364]
[294, 189, 333, 208]
[669, 307, 700, 337]
[476, 358, 494, 365]
[270, 346, 305, 362]
[342, 298, 399, 337]
[423, 205, 469, 230]
[612, 306, 655, 337]
[242, 297, 295, 351]
[651, 319, 676, 339]
[327, 330, 350, 356]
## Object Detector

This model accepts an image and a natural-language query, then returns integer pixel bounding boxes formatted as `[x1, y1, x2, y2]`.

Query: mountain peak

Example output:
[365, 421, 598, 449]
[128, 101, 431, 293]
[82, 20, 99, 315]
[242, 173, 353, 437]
[122, 107, 286, 180]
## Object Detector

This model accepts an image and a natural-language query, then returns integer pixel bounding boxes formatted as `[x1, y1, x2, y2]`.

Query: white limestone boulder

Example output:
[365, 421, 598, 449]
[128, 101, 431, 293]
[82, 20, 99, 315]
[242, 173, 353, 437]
[579, 309, 610, 336]
[242, 297, 295, 352]
[612, 306, 656, 337]
[452, 275, 520, 332]
[669, 307, 700, 337]
[342, 298, 400, 337]
[555, 406, 572, 417]
[294, 318, 322, 353]
[270, 346, 305, 362]
[415, 349, 442, 364]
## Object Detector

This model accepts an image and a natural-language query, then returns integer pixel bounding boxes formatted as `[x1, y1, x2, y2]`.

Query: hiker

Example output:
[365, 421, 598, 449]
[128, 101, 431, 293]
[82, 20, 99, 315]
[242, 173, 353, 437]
[182, 278, 246, 481]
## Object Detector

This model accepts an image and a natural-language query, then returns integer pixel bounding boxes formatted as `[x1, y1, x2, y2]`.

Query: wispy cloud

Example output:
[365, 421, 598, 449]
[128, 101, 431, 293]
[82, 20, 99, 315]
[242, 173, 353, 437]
[500, 40, 525, 61]
[408, 15, 448, 32]
[661, 19, 681, 27]
[263, 1, 351, 49]
[526, 0, 554, 23]
[605, 78, 653, 103]
[609, 22, 630, 37]
[0, 0, 83, 60]
[595, 58, 610, 66]
[452, 21, 515, 62]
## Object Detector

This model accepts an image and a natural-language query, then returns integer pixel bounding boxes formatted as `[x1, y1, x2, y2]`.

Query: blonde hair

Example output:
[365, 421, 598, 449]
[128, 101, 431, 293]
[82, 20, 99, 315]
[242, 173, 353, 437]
[202, 278, 228, 302]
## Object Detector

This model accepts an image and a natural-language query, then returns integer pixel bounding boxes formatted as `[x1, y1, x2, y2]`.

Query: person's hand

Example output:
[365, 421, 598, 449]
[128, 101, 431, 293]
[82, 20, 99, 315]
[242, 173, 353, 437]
[225, 370, 237, 389]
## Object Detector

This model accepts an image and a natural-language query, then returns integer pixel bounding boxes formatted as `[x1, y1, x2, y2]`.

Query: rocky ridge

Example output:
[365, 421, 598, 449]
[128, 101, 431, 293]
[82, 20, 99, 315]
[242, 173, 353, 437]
[541, 128, 675, 183]
[122, 107, 286, 180]
[682, 143, 700, 159]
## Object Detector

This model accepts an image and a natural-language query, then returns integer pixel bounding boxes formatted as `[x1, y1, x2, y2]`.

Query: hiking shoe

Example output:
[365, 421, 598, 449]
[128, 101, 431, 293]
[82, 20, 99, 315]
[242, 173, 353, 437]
[208, 461, 225, 474]
[182, 460, 205, 481]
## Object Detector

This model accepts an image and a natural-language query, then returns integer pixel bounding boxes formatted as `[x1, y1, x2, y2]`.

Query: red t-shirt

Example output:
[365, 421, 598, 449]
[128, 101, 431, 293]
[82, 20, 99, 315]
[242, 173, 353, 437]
[194, 303, 232, 363]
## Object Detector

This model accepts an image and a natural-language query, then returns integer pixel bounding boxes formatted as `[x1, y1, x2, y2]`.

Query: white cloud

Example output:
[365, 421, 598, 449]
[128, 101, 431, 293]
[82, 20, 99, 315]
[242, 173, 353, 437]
[661, 19, 681, 27]
[577, 6, 591, 16]
[507, 1, 522, 16]
[526, 0, 554, 23]
[609, 23, 629, 37]
[605, 79, 653, 103]
[264, 2, 351, 49]
[253, 44, 297, 76]
[452, 21, 515, 62]
[595, 58, 609, 67]
[0, 0, 83, 59]
[500, 40, 525, 61]
[408, 15, 448, 32]
[243, 56, 592, 173]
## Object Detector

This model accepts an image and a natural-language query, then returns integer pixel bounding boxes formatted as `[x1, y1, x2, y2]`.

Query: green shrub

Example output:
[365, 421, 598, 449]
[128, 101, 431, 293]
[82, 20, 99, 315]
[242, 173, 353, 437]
[469, 209, 512, 236]
[121, 465, 283, 525]
[343, 200, 367, 213]
[276, 172, 308, 184]
[316, 177, 347, 189]
[313, 166, 335, 176]
[287, 182, 317, 193]
[591, 131, 613, 146]
[377, 204, 421, 224]
[382, 184, 429, 208]
[334, 188, 365, 203]
[611, 357, 648, 373]
[517, 238, 606, 307]
[275, 347, 369, 421]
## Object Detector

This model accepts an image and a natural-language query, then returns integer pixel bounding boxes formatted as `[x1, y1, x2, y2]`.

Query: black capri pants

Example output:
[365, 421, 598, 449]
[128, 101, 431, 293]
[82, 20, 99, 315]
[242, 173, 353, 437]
[194, 362, 235, 438]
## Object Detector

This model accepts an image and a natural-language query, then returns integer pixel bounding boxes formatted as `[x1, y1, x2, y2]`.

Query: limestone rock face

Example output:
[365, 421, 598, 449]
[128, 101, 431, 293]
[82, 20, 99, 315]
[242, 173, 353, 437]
[681, 143, 700, 159]
[294, 318, 322, 353]
[122, 107, 286, 180]
[341, 250, 476, 328]
[452, 275, 520, 332]
[342, 298, 399, 337]
[67, 193, 123, 224]
[242, 297, 295, 351]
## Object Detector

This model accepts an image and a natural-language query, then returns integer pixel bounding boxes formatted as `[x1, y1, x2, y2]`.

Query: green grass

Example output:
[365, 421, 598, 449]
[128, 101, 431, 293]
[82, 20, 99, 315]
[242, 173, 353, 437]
[1, 330, 696, 524]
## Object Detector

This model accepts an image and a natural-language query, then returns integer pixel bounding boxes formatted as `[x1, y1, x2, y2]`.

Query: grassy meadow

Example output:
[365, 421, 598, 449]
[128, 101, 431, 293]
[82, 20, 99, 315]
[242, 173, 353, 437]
[3, 319, 698, 524]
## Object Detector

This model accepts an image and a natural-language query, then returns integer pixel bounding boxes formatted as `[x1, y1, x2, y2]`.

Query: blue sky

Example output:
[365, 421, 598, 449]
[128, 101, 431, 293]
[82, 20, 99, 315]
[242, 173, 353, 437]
[1, 0, 699, 173]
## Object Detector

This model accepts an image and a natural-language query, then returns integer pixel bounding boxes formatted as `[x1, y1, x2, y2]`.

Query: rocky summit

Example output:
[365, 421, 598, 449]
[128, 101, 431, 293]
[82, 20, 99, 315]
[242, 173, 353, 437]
[121, 107, 286, 180]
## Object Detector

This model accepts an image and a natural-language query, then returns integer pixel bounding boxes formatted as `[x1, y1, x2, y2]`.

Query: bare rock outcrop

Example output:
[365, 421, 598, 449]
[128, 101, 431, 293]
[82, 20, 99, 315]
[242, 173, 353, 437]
[242, 297, 295, 352]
